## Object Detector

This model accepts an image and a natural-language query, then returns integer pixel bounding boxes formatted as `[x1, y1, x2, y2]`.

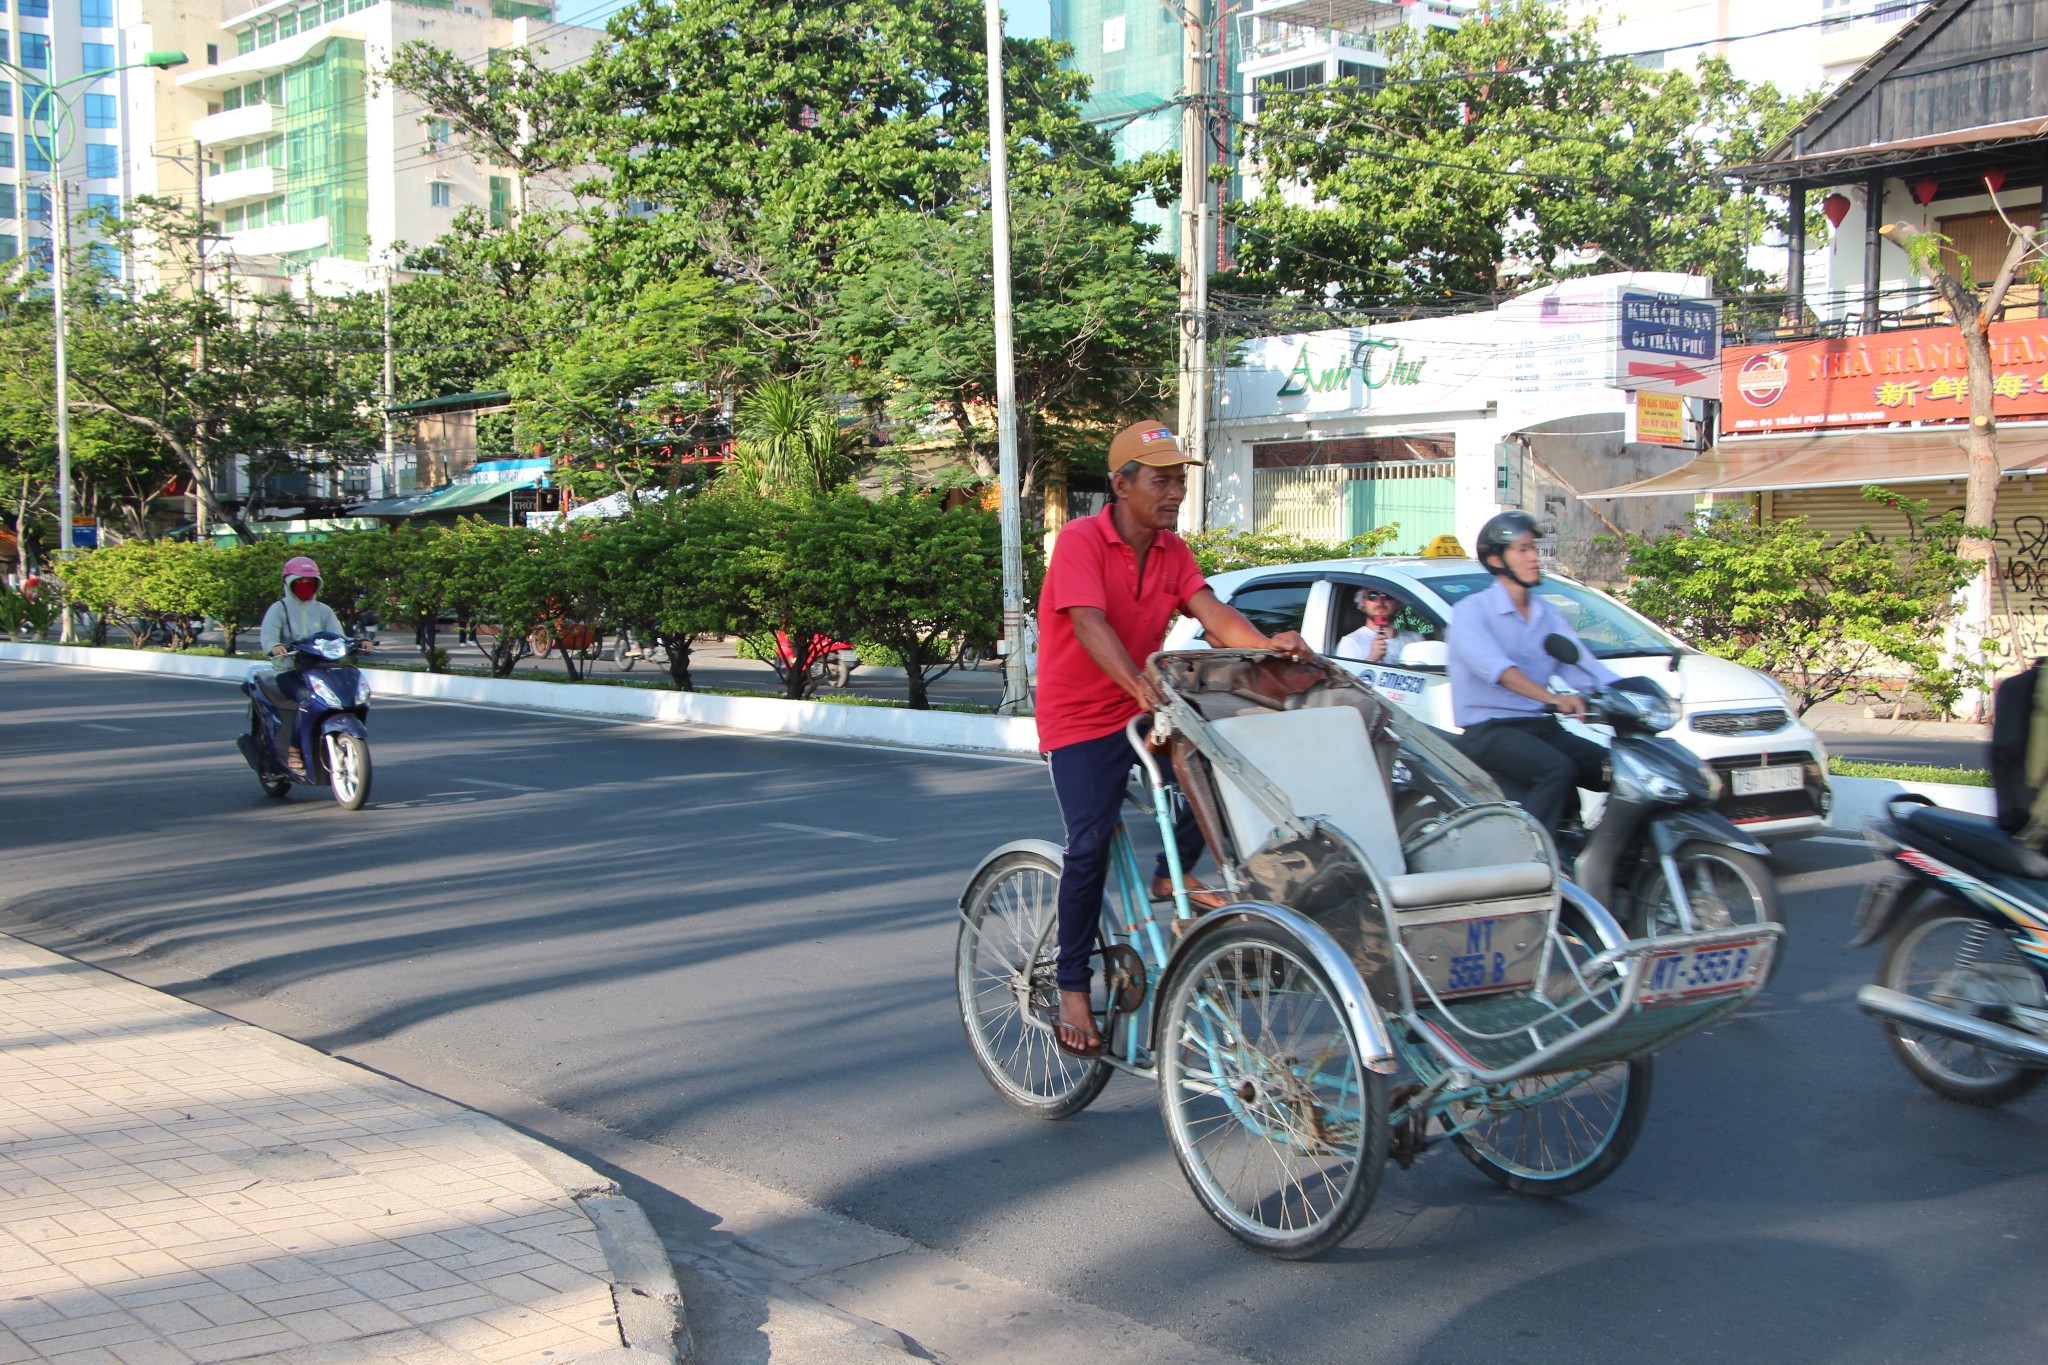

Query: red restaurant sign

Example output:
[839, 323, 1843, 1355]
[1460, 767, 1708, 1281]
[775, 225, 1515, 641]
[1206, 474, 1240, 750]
[1719, 320, 2048, 435]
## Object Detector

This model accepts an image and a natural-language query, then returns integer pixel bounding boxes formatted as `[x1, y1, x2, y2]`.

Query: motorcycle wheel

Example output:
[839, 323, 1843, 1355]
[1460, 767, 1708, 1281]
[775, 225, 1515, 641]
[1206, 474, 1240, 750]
[1876, 904, 2048, 1105]
[251, 703, 290, 800]
[829, 653, 854, 688]
[327, 734, 373, 811]
[1631, 842, 1780, 944]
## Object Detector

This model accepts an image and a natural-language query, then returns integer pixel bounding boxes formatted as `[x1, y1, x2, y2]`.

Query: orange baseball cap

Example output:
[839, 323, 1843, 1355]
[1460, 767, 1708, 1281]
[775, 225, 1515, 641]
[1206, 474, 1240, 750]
[1108, 420, 1204, 467]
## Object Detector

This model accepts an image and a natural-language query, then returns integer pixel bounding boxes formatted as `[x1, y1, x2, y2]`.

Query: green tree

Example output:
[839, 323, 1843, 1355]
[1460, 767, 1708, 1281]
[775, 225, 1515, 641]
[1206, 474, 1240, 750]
[1614, 491, 1975, 715]
[583, 494, 755, 690]
[1235, 0, 1812, 305]
[830, 492, 1003, 710]
[729, 381, 856, 499]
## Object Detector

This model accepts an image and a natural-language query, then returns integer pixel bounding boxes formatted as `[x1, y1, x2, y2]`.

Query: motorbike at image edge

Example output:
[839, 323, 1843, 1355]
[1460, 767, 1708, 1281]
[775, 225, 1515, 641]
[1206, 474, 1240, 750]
[1851, 794, 2048, 1105]
[235, 631, 375, 810]
[1541, 634, 1783, 947]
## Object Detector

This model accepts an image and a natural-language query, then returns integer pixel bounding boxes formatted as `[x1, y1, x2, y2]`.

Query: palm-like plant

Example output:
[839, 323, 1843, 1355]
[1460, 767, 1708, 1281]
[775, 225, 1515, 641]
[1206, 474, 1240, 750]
[731, 379, 854, 497]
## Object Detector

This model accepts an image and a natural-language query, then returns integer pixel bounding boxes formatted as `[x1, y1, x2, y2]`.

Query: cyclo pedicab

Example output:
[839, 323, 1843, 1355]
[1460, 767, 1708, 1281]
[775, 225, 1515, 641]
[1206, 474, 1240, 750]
[956, 649, 1780, 1258]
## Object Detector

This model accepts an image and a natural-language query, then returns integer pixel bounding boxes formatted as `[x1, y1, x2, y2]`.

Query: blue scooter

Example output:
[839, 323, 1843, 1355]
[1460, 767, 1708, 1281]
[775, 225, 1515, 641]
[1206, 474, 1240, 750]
[235, 632, 374, 809]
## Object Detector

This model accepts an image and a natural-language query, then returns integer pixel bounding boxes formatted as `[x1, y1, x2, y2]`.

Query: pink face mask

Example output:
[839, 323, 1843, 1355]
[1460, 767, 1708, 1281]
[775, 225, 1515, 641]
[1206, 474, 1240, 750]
[290, 579, 318, 601]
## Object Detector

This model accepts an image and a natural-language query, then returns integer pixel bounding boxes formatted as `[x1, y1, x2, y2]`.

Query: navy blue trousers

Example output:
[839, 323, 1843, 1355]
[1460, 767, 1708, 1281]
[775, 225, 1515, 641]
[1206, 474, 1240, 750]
[1048, 726, 1206, 993]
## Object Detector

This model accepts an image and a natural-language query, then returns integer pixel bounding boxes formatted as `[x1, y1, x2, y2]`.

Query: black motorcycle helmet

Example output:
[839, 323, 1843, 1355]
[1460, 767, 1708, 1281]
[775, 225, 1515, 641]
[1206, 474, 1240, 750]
[1475, 510, 1544, 588]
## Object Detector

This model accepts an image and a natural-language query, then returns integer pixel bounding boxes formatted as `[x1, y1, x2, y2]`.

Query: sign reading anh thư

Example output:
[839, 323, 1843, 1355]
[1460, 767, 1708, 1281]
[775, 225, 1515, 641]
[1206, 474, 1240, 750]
[1718, 320, 2048, 434]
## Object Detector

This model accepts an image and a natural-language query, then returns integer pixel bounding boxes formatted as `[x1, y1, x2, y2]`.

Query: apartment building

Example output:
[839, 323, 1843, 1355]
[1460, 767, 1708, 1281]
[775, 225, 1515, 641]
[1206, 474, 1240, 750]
[123, 0, 599, 296]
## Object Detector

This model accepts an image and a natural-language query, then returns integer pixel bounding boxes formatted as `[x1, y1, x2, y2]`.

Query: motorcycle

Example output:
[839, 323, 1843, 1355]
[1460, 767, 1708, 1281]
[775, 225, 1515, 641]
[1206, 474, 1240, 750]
[235, 632, 374, 810]
[1852, 794, 2048, 1105]
[774, 629, 858, 689]
[1543, 635, 1781, 942]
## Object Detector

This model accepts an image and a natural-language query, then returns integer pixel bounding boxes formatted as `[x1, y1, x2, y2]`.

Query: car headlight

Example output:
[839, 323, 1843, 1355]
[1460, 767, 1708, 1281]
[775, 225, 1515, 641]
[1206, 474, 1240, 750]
[307, 674, 344, 709]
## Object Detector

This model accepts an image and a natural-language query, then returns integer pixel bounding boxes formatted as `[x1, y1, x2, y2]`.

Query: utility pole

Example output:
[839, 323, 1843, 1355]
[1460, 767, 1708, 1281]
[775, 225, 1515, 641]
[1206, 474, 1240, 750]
[382, 264, 397, 496]
[52, 174, 73, 640]
[1176, 0, 1210, 534]
[193, 140, 210, 540]
[983, 0, 1029, 714]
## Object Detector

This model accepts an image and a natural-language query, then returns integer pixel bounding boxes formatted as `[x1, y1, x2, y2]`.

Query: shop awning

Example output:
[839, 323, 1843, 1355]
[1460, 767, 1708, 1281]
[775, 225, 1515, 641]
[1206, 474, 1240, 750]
[409, 478, 537, 513]
[1585, 426, 2048, 499]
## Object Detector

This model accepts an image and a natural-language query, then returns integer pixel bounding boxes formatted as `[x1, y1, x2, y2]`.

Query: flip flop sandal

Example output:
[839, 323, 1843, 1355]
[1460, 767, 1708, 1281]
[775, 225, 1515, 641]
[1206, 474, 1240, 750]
[1152, 882, 1233, 912]
[1048, 1005, 1106, 1059]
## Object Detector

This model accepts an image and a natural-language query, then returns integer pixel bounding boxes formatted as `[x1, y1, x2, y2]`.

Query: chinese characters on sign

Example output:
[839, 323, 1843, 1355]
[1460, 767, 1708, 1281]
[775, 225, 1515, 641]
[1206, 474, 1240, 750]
[1719, 321, 2048, 434]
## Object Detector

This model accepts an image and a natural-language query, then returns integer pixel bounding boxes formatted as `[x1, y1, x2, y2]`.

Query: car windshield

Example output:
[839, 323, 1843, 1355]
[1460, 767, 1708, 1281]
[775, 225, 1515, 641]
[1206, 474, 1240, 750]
[1426, 572, 1680, 659]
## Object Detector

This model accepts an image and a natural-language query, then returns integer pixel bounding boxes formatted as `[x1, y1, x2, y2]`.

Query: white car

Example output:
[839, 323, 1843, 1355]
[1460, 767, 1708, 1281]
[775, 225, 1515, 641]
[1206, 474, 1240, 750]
[1164, 555, 1832, 842]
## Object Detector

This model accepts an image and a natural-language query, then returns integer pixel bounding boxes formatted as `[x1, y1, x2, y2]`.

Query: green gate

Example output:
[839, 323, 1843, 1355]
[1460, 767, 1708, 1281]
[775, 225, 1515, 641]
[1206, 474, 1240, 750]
[1343, 462, 1456, 552]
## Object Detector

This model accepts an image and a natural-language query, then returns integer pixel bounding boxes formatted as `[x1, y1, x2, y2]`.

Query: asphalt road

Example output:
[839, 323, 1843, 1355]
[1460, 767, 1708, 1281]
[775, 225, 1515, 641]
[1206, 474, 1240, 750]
[4, 660, 2044, 1364]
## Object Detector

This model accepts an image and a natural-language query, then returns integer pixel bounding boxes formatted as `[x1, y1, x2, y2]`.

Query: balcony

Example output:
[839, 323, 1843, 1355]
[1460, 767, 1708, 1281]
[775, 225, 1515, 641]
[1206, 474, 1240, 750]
[231, 216, 328, 258]
[203, 166, 275, 205]
[193, 103, 276, 147]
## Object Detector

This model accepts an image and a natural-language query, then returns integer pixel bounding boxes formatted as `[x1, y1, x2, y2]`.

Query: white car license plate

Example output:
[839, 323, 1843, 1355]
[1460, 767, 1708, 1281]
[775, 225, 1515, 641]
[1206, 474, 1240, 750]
[1732, 764, 1803, 796]
[1639, 939, 1769, 1006]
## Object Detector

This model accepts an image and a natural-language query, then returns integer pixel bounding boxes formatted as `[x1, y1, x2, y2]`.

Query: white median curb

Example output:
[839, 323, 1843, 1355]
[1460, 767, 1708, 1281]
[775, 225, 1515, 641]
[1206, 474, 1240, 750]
[1828, 774, 1994, 831]
[0, 641, 1042, 757]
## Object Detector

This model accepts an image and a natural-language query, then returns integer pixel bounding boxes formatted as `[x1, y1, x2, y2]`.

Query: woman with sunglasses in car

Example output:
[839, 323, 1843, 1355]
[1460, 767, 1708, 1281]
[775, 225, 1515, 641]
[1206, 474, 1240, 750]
[1337, 585, 1424, 665]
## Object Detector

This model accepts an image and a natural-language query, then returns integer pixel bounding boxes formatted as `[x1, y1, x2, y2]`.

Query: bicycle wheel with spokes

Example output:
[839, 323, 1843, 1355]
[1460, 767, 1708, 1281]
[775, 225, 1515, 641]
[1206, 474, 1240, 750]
[1157, 922, 1388, 1258]
[1447, 1056, 1652, 1197]
[956, 849, 1110, 1120]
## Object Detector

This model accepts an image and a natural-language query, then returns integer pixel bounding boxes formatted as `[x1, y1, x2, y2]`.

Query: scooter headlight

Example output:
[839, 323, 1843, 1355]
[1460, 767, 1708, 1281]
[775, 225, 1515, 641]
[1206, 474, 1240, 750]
[307, 674, 345, 709]
[1612, 746, 1693, 802]
[354, 675, 373, 707]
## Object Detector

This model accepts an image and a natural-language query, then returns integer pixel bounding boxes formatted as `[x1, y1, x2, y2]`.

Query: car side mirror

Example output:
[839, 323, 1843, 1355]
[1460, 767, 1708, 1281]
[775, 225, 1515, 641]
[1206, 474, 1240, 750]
[1396, 640, 1448, 668]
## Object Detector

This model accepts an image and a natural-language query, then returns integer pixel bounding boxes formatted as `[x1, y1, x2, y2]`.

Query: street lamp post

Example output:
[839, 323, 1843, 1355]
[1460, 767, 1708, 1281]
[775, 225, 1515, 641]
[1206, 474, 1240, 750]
[2, 49, 185, 636]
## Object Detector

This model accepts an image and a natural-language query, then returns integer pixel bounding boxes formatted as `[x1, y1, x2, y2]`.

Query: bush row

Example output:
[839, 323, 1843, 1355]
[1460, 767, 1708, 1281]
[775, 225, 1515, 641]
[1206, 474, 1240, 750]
[55, 490, 1010, 708]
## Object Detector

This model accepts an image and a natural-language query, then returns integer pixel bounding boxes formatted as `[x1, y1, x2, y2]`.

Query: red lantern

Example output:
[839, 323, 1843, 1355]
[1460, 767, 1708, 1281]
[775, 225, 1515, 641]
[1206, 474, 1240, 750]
[1912, 178, 1940, 205]
[1984, 168, 2007, 195]
[1821, 192, 1852, 228]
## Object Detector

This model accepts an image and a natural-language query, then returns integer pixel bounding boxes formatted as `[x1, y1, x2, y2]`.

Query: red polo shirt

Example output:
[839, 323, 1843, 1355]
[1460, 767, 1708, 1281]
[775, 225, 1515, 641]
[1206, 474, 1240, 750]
[1035, 507, 1207, 753]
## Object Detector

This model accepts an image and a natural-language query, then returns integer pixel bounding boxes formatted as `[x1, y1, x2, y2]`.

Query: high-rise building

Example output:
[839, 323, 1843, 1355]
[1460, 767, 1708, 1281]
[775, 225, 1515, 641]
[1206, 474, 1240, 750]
[122, 0, 600, 296]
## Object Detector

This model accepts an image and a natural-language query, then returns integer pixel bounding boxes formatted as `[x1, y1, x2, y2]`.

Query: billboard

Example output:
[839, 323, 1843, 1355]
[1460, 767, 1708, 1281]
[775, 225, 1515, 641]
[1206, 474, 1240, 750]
[1720, 320, 2048, 435]
[1635, 391, 1687, 445]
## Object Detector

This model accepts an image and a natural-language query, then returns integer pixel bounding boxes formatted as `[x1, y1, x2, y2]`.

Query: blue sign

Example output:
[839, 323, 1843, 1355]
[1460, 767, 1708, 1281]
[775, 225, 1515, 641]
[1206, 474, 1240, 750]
[1619, 292, 1719, 361]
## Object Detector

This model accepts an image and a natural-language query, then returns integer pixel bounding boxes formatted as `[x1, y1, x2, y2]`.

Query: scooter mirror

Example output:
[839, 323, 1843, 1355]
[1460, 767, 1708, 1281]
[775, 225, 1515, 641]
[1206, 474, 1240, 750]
[1543, 633, 1580, 665]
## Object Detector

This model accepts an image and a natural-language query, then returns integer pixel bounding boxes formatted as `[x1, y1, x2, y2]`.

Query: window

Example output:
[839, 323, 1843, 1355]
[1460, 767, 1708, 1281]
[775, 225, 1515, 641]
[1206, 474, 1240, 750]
[222, 85, 241, 112]
[85, 92, 115, 128]
[0, 237, 16, 263]
[301, 4, 322, 29]
[256, 20, 276, 45]
[0, 83, 10, 118]
[325, 0, 344, 18]
[87, 192, 118, 218]
[222, 144, 243, 172]
[27, 190, 49, 222]
[82, 41, 116, 72]
[276, 9, 296, 38]
[1255, 62, 1323, 115]
[19, 0, 45, 16]
[264, 74, 283, 106]
[488, 175, 509, 226]
[0, 185, 14, 218]
[27, 239, 52, 269]
[206, 43, 218, 65]
[90, 242, 119, 276]
[1213, 580, 1314, 640]
[86, 143, 118, 179]
[225, 204, 244, 231]
[430, 181, 452, 207]
[26, 135, 51, 171]
[0, 134, 14, 169]
[0, 35, 9, 63]
[23, 84, 48, 121]
[1328, 579, 1444, 668]
[80, 0, 112, 25]
[1335, 62, 1385, 97]
[427, 116, 450, 146]
[21, 33, 48, 70]
[1428, 572, 1679, 659]
[237, 30, 255, 56]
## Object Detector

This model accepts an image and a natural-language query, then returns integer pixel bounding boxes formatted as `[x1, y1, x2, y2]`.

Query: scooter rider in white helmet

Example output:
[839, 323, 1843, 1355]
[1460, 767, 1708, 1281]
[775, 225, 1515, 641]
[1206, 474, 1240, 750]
[259, 555, 343, 774]
[1447, 511, 1616, 857]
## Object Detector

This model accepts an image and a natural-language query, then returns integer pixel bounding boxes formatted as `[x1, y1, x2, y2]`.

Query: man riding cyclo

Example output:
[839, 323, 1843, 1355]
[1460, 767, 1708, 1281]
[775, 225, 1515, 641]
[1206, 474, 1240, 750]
[1036, 421, 1312, 1059]
[1446, 510, 1615, 859]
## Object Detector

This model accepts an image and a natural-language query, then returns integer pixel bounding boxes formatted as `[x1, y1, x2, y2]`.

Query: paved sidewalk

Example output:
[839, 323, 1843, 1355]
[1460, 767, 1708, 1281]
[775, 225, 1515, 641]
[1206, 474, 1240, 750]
[0, 934, 683, 1365]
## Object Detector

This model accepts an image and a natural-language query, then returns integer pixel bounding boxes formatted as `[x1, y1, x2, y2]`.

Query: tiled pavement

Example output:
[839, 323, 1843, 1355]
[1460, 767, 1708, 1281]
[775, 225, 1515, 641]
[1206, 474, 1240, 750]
[0, 934, 681, 1365]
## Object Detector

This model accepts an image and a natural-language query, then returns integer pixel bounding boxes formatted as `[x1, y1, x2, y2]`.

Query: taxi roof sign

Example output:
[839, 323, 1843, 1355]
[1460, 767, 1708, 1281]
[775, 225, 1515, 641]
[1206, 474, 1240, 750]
[1421, 534, 1466, 559]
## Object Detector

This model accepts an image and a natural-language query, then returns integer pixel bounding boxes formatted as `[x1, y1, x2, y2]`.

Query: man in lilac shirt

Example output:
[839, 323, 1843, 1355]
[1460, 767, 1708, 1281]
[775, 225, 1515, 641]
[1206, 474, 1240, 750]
[1448, 512, 1617, 846]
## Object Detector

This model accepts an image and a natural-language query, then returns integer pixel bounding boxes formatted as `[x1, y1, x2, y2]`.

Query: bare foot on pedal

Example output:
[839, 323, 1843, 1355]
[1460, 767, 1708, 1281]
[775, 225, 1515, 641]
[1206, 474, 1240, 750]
[1054, 989, 1104, 1058]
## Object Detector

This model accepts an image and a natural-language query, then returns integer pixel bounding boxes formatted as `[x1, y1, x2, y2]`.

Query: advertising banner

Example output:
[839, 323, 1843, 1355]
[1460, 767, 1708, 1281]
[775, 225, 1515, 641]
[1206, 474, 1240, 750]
[1615, 292, 1721, 398]
[1720, 320, 2048, 434]
[1635, 391, 1687, 445]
